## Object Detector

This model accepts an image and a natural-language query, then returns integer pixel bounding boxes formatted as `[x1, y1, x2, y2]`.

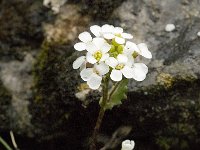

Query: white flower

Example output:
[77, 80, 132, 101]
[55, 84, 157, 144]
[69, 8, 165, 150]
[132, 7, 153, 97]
[80, 62, 109, 89]
[72, 56, 86, 70]
[106, 54, 134, 81]
[132, 63, 148, 81]
[165, 24, 175, 32]
[73, 24, 152, 90]
[90, 24, 133, 45]
[121, 140, 135, 150]
[74, 32, 93, 51]
[90, 25, 102, 37]
[109, 26, 133, 44]
[123, 41, 152, 59]
[86, 38, 111, 64]
[90, 24, 114, 38]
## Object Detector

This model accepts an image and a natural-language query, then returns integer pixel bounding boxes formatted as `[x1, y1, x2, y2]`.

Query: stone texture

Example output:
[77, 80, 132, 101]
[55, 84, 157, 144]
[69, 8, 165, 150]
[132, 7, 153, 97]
[0, 53, 35, 135]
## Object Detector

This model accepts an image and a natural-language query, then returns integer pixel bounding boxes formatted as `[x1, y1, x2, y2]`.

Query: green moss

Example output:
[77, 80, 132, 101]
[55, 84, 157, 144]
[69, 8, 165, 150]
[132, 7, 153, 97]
[0, 80, 12, 129]
[30, 40, 91, 149]
[0, 82, 11, 100]
[33, 42, 49, 88]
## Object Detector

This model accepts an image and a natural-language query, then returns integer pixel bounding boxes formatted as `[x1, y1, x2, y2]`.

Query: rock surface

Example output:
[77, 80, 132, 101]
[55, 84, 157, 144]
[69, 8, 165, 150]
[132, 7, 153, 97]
[0, 0, 200, 150]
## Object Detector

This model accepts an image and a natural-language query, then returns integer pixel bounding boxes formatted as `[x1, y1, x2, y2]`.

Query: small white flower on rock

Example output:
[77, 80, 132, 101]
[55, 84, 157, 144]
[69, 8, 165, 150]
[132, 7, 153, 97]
[123, 41, 152, 59]
[106, 54, 134, 81]
[86, 38, 111, 64]
[74, 32, 93, 51]
[73, 24, 152, 90]
[90, 25, 105, 37]
[103, 25, 133, 44]
[90, 24, 133, 44]
[80, 62, 109, 89]
[165, 24, 175, 32]
[121, 140, 135, 150]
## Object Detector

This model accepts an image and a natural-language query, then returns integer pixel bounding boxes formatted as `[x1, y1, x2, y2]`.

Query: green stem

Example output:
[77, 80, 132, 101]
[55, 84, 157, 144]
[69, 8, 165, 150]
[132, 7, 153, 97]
[107, 81, 121, 102]
[90, 76, 109, 150]
[0, 136, 13, 150]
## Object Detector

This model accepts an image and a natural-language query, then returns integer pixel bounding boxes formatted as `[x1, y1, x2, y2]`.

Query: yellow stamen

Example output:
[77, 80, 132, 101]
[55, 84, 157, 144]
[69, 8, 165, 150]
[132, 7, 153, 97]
[132, 51, 139, 58]
[115, 64, 124, 70]
[93, 51, 102, 61]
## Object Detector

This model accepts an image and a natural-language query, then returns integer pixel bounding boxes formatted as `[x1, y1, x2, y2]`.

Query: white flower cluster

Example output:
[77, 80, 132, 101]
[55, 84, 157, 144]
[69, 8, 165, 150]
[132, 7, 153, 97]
[73, 24, 152, 89]
[121, 140, 135, 150]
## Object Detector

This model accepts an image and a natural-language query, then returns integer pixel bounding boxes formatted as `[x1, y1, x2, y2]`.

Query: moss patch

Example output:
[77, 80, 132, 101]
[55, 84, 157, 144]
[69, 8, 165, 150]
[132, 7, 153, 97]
[0, 80, 12, 130]
[31, 41, 94, 149]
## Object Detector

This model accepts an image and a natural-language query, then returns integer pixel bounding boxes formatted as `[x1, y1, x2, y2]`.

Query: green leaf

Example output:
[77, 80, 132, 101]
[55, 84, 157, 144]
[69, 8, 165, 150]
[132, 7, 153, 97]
[105, 79, 128, 110]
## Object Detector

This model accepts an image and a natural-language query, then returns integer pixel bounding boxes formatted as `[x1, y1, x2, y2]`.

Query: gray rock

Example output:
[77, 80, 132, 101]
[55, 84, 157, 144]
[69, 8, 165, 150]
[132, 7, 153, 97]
[0, 0, 48, 137]
[0, 53, 35, 136]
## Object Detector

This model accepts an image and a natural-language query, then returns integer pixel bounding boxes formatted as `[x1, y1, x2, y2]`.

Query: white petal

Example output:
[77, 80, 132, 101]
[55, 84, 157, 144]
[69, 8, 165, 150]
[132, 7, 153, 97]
[122, 140, 135, 150]
[115, 36, 125, 44]
[95, 62, 109, 76]
[80, 68, 93, 81]
[79, 62, 86, 71]
[90, 25, 101, 37]
[114, 27, 123, 34]
[117, 54, 128, 64]
[134, 63, 148, 74]
[100, 53, 109, 62]
[130, 141, 135, 148]
[86, 52, 97, 64]
[87, 73, 102, 89]
[121, 66, 134, 79]
[121, 33, 133, 39]
[78, 32, 92, 43]
[126, 41, 139, 53]
[101, 24, 114, 33]
[126, 56, 134, 67]
[123, 47, 133, 55]
[103, 33, 115, 39]
[93, 38, 105, 50]
[74, 42, 86, 51]
[138, 43, 152, 59]
[132, 63, 148, 81]
[110, 70, 122, 81]
[101, 43, 111, 53]
[132, 73, 146, 81]
[86, 42, 97, 54]
[72, 56, 86, 69]
[105, 57, 118, 68]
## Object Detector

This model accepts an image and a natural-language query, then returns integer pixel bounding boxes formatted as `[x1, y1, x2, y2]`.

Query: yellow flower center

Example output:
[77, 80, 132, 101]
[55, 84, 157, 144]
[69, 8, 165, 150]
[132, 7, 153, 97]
[115, 33, 122, 37]
[115, 64, 124, 70]
[93, 51, 102, 61]
[132, 51, 138, 58]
